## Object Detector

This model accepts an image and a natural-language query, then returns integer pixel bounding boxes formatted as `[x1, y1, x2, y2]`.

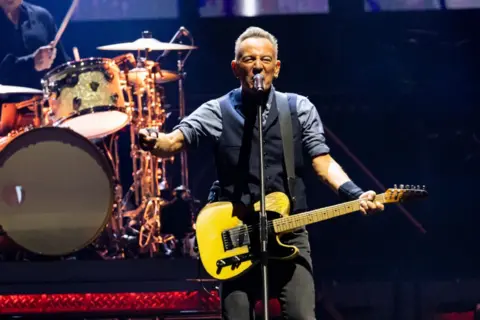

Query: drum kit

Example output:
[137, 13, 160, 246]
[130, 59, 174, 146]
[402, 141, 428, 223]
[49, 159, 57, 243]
[0, 28, 199, 261]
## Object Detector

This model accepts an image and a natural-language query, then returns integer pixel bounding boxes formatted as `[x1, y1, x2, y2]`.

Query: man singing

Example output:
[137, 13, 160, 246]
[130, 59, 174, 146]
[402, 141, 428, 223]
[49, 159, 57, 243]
[139, 26, 384, 319]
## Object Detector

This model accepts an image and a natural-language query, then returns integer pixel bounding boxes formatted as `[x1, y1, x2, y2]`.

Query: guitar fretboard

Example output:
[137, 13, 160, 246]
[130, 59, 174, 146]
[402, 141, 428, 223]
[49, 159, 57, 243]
[273, 193, 386, 233]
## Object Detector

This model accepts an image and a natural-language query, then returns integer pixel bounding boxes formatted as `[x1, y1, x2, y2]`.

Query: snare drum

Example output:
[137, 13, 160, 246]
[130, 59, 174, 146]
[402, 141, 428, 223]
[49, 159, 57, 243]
[0, 126, 114, 256]
[42, 58, 128, 140]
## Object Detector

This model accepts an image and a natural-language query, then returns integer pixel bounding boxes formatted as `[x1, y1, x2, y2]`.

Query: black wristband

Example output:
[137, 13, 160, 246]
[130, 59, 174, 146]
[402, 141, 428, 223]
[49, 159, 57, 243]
[338, 181, 364, 201]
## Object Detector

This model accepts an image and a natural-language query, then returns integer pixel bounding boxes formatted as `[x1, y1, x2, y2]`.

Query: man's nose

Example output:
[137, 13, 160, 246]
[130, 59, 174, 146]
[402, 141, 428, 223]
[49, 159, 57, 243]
[253, 60, 263, 74]
[253, 59, 263, 74]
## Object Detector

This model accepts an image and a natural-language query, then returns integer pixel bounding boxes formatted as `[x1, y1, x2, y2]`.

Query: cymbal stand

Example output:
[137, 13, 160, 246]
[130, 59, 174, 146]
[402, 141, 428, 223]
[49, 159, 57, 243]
[157, 26, 195, 191]
[102, 135, 123, 235]
[87, 133, 124, 258]
[177, 56, 189, 190]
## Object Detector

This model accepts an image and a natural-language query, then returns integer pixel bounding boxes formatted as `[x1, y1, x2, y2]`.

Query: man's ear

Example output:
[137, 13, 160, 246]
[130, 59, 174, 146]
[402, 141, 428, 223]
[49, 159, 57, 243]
[231, 60, 240, 78]
[274, 60, 281, 79]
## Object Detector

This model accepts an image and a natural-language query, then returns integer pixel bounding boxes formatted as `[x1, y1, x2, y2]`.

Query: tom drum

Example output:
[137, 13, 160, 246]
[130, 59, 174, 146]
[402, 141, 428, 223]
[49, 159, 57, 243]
[42, 57, 128, 140]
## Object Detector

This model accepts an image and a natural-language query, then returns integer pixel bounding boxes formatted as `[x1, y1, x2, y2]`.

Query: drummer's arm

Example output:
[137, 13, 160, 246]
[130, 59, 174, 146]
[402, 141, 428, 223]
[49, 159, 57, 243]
[0, 53, 36, 84]
[0, 8, 63, 82]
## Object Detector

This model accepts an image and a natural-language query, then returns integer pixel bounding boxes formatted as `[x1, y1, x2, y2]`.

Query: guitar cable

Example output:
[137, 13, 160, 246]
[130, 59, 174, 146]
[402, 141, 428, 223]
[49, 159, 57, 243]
[194, 238, 220, 296]
[192, 216, 220, 297]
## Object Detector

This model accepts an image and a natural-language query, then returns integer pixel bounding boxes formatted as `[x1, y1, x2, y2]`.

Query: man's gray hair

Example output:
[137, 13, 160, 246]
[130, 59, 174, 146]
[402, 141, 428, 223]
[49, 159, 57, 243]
[234, 26, 278, 60]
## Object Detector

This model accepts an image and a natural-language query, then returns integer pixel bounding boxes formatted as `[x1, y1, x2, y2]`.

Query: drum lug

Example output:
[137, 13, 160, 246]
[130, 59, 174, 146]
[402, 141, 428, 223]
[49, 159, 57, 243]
[111, 93, 119, 104]
[102, 70, 115, 83]
[90, 81, 100, 92]
[73, 97, 82, 111]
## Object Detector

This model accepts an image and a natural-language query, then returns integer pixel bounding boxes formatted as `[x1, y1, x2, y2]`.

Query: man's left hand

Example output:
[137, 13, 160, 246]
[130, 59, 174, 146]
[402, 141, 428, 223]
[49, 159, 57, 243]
[359, 191, 384, 215]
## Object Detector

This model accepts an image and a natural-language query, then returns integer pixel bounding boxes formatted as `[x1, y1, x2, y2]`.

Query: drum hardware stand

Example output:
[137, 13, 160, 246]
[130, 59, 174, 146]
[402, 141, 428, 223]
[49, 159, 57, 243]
[121, 36, 171, 253]
[138, 197, 162, 256]
[115, 28, 197, 257]
[156, 26, 195, 191]
[101, 135, 126, 258]
[177, 53, 189, 190]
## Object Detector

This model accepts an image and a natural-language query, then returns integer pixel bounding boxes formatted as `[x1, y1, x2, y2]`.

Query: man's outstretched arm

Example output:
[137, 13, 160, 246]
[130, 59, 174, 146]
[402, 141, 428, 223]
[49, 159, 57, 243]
[139, 129, 186, 158]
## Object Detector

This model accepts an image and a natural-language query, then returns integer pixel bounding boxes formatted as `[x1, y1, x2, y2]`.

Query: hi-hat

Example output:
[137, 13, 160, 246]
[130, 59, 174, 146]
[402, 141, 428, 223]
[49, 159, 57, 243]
[97, 37, 197, 51]
[0, 84, 42, 95]
[127, 68, 180, 86]
[155, 70, 181, 84]
[143, 60, 181, 83]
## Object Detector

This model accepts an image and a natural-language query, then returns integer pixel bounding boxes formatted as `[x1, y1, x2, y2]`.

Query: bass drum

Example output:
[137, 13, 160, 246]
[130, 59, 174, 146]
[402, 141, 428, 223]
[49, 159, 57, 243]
[0, 127, 114, 256]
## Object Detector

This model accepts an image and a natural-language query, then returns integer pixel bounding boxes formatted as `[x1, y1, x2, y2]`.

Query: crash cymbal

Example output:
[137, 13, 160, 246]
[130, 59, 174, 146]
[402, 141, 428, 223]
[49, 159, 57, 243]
[0, 85, 42, 96]
[97, 38, 197, 51]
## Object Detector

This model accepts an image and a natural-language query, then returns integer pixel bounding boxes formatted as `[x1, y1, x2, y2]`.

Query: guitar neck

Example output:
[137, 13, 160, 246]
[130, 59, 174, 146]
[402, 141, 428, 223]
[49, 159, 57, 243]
[273, 193, 386, 233]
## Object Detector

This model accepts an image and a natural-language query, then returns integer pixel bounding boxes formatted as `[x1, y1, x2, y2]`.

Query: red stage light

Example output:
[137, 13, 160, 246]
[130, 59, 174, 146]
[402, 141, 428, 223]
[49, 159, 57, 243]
[0, 291, 220, 314]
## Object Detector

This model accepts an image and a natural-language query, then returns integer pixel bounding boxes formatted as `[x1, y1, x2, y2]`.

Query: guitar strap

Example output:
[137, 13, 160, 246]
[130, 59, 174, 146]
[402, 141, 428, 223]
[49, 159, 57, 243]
[275, 92, 297, 205]
[216, 90, 297, 205]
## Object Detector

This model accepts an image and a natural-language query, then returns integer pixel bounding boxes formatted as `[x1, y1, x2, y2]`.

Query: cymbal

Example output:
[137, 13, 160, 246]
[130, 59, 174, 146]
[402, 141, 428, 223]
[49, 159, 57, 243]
[0, 85, 42, 95]
[143, 60, 180, 83]
[155, 70, 180, 84]
[97, 38, 197, 51]
[127, 68, 180, 86]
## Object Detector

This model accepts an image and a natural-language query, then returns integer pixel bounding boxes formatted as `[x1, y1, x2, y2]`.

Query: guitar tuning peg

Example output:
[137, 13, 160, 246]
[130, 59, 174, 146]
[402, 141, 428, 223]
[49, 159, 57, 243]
[416, 185, 420, 189]
[406, 184, 410, 189]
[422, 185, 426, 190]
[399, 184, 404, 189]
[394, 184, 397, 189]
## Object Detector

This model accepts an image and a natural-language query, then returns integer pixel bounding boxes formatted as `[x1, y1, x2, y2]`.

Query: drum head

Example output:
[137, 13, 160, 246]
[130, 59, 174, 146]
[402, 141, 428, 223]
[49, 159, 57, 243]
[0, 127, 113, 256]
[57, 108, 129, 140]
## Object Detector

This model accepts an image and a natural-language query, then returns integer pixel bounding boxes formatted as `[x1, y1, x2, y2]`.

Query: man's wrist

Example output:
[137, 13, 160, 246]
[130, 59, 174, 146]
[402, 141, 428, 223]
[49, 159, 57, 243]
[338, 181, 364, 201]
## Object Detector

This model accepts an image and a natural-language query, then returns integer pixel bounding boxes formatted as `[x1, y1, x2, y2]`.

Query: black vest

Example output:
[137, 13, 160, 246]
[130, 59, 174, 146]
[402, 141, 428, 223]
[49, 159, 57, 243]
[214, 88, 308, 213]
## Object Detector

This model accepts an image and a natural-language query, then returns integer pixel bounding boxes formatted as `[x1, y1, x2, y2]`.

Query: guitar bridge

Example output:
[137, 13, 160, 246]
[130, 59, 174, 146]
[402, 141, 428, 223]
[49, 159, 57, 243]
[216, 253, 253, 274]
[222, 225, 251, 251]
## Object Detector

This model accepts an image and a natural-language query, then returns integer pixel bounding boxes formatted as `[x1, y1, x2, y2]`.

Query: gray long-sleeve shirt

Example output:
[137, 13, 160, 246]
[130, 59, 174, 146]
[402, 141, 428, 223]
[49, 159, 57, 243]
[174, 87, 330, 158]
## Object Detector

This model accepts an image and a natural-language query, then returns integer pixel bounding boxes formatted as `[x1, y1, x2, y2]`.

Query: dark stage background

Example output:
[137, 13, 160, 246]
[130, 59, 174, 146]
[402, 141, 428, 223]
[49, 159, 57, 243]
[21, 0, 480, 281]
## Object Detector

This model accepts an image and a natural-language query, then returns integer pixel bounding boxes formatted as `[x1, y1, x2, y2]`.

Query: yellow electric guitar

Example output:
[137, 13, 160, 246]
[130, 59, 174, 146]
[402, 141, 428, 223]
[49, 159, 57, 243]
[195, 185, 428, 281]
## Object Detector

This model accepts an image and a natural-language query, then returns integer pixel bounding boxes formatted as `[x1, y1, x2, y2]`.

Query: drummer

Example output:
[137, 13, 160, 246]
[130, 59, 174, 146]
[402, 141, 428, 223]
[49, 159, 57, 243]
[0, 0, 69, 89]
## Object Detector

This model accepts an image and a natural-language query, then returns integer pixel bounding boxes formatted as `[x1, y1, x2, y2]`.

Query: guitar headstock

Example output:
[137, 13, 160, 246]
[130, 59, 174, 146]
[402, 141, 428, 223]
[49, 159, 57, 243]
[384, 184, 428, 203]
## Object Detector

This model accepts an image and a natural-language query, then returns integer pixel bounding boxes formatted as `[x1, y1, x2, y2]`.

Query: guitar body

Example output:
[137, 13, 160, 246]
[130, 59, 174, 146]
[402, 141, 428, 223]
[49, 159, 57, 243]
[196, 185, 428, 281]
[195, 192, 298, 281]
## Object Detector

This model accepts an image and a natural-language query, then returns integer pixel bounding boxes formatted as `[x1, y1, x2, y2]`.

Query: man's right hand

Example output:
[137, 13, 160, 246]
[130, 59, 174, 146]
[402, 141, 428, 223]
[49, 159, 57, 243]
[34, 43, 57, 71]
[138, 128, 159, 152]
[138, 128, 185, 157]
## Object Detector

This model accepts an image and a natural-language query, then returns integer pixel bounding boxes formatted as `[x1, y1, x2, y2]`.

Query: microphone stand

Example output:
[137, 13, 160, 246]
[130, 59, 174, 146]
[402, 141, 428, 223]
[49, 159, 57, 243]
[254, 75, 269, 319]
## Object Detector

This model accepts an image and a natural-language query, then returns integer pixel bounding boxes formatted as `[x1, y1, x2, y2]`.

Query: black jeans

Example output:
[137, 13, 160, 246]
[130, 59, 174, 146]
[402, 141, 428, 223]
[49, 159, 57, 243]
[220, 254, 316, 320]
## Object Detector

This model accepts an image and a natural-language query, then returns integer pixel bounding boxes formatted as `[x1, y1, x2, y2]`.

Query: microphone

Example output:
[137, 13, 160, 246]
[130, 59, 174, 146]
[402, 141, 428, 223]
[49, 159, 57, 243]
[253, 74, 264, 92]
[179, 26, 190, 36]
